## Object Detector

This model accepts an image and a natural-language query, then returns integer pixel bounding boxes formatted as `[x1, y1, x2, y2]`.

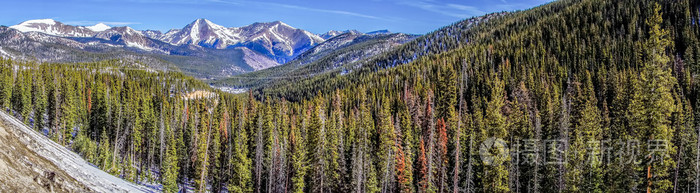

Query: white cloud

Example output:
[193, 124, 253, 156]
[208, 0, 389, 21]
[64, 21, 141, 26]
[400, 0, 486, 18]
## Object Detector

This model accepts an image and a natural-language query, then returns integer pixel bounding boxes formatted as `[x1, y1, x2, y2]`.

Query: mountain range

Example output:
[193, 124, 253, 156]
[2, 18, 405, 78]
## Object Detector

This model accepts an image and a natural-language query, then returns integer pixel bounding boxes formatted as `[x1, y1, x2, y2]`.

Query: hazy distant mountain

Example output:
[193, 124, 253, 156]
[318, 30, 363, 39]
[9, 19, 167, 52]
[93, 26, 167, 52]
[0, 19, 416, 78]
[366, 30, 391, 35]
[214, 31, 417, 88]
[161, 18, 239, 49]
[159, 19, 324, 64]
[10, 19, 101, 37]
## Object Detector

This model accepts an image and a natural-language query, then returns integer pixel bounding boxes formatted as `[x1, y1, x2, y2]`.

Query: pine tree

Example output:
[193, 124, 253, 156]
[132, 93, 145, 182]
[418, 138, 429, 193]
[436, 62, 457, 121]
[307, 96, 329, 193]
[89, 80, 108, 140]
[628, 3, 678, 193]
[327, 91, 343, 192]
[31, 72, 47, 131]
[436, 118, 448, 193]
[61, 78, 77, 144]
[377, 95, 396, 192]
[422, 92, 437, 193]
[229, 111, 253, 193]
[210, 101, 227, 193]
[290, 114, 307, 193]
[398, 101, 415, 193]
[0, 61, 12, 109]
[482, 76, 509, 193]
[12, 71, 32, 123]
[195, 101, 212, 192]
[162, 124, 180, 193]
[566, 72, 603, 192]
[98, 130, 113, 171]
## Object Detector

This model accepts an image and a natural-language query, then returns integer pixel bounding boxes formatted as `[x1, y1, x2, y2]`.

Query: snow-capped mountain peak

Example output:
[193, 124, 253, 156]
[10, 19, 58, 33]
[319, 30, 363, 39]
[272, 21, 295, 29]
[235, 20, 325, 63]
[162, 18, 241, 48]
[20, 19, 57, 25]
[367, 29, 391, 35]
[87, 23, 111, 32]
[5, 18, 355, 72]
[10, 18, 98, 37]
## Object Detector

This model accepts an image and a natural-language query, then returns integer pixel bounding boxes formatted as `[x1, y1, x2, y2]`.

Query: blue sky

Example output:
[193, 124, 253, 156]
[1, 0, 553, 34]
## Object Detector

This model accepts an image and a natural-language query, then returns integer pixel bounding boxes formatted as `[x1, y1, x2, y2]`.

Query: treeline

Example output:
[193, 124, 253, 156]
[1, 0, 700, 193]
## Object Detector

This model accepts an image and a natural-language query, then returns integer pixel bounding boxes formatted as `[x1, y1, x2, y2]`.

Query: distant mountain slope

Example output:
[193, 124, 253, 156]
[213, 32, 417, 89]
[255, 0, 699, 105]
[0, 110, 152, 192]
[236, 12, 505, 99]
[160, 19, 324, 64]
[0, 26, 174, 70]
[2, 19, 337, 78]
[10, 19, 98, 37]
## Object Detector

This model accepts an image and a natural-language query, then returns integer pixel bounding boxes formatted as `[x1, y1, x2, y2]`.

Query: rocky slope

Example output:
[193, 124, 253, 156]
[161, 19, 325, 64]
[0, 110, 153, 192]
[214, 31, 417, 89]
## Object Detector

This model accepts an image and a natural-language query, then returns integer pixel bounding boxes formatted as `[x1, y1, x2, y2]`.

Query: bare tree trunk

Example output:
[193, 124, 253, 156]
[268, 122, 276, 193]
[353, 119, 367, 193]
[381, 150, 393, 193]
[466, 135, 474, 193]
[453, 59, 465, 193]
[199, 108, 213, 192]
[427, 96, 435, 192]
[533, 115, 541, 193]
[318, 112, 327, 193]
[255, 115, 263, 193]
[558, 89, 570, 192]
[159, 102, 164, 174]
[112, 105, 122, 172]
[697, 121, 700, 193]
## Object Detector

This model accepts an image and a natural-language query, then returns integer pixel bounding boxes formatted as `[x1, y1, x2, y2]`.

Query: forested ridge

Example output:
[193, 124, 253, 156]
[1, 0, 700, 192]
[214, 32, 418, 90]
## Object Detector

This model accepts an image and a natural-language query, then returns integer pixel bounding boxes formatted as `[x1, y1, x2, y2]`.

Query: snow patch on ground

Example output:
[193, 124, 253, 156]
[11, 19, 60, 35]
[213, 86, 248, 94]
[0, 47, 12, 59]
[125, 42, 154, 51]
[181, 90, 217, 100]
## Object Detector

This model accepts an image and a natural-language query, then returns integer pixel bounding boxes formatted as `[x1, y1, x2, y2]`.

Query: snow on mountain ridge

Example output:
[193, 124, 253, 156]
[87, 23, 111, 32]
[10, 19, 95, 37]
[319, 30, 363, 39]
[160, 19, 325, 63]
[6, 18, 355, 72]
[21, 19, 57, 25]
[162, 18, 243, 48]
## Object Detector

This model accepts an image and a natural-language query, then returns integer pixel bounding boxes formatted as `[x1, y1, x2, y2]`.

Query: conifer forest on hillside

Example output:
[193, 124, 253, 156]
[2, 0, 700, 192]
